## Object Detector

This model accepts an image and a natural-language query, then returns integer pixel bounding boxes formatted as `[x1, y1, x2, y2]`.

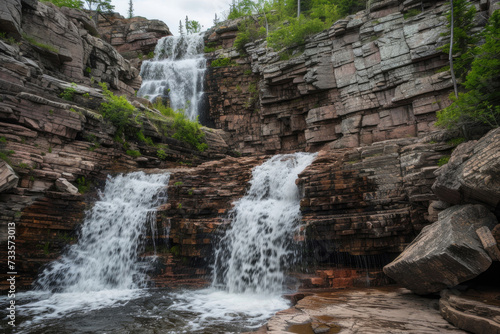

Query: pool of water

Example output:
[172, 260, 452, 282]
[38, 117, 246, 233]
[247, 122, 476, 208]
[1, 287, 290, 334]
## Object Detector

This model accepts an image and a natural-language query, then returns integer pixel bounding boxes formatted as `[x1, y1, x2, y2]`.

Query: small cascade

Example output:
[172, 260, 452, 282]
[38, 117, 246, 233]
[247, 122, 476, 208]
[212, 153, 317, 294]
[137, 33, 206, 121]
[34, 172, 170, 293]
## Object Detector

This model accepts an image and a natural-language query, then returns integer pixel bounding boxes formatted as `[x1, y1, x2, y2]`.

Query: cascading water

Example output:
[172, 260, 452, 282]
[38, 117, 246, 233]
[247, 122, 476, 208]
[212, 153, 318, 294]
[168, 153, 317, 331]
[14, 172, 169, 328]
[137, 33, 206, 121]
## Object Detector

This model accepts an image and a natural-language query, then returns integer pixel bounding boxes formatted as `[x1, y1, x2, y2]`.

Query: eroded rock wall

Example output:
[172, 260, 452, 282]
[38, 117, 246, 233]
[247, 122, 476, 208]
[204, 0, 495, 155]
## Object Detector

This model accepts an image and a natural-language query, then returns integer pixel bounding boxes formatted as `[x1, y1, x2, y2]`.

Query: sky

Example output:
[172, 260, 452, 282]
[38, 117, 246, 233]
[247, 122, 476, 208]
[112, 0, 231, 35]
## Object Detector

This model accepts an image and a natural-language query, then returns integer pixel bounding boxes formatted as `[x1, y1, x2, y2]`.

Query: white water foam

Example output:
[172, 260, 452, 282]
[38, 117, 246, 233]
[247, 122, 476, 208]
[138, 33, 206, 121]
[169, 153, 316, 331]
[213, 153, 317, 294]
[17, 172, 170, 326]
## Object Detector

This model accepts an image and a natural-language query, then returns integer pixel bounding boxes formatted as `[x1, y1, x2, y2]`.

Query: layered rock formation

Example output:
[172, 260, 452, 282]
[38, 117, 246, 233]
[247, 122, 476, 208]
[0, 1, 227, 291]
[204, 0, 469, 154]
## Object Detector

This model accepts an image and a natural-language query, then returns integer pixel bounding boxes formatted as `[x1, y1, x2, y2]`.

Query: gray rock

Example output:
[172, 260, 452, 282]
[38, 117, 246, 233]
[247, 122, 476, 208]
[383, 204, 498, 295]
[0, 161, 19, 193]
[55, 178, 79, 194]
[0, 0, 22, 38]
[433, 128, 500, 208]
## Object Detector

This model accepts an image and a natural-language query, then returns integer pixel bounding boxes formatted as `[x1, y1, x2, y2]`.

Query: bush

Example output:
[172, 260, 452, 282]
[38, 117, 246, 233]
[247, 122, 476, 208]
[268, 15, 325, 49]
[172, 113, 208, 152]
[99, 82, 136, 136]
[126, 149, 141, 157]
[157, 149, 168, 160]
[210, 57, 233, 67]
[436, 10, 500, 133]
[42, 0, 83, 8]
[60, 83, 77, 101]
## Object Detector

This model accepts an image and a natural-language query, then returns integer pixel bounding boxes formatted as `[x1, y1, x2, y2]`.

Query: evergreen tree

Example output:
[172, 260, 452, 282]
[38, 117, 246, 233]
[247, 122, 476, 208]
[128, 0, 134, 19]
[436, 10, 500, 134]
[440, 0, 478, 83]
[179, 20, 184, 35]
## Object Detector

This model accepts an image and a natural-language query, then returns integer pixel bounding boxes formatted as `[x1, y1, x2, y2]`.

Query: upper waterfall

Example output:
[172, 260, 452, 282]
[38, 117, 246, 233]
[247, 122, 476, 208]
[137, 33, 206, 121]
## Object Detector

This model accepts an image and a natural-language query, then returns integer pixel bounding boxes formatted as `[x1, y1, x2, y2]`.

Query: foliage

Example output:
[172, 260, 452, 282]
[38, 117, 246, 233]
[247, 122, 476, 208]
[172, 113, 208, 151]
[126, 149, 141, 157]
[436, 10, 500, 133]
[153, 100, 176, 118]
[447, 137, 466, 146]
[42, 0, 83, 8]
[60, 83, 77, 101]
[268, 14, 325, 49]
[404, 8, 421, 19]
[22, 33, 58, 53]
[128, 0, 134, 18]
[0, 32, 17, 44]
[76, 176, 91, 194]
[438, 156, 450, 167]
[439, 0, 478, 82]
[157, 149, 168, 160]
[83, 0, 114, 12]
[185, 16, 202, 34]
[98, 82, 136, 136]
[234, 18, 267, 54]
[211, 57, 233, 67]
[0, 137, 14, 163]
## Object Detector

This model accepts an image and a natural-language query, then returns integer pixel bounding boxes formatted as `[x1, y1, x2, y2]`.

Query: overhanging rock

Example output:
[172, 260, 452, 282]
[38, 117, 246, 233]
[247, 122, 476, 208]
[383, 204, 498, 295]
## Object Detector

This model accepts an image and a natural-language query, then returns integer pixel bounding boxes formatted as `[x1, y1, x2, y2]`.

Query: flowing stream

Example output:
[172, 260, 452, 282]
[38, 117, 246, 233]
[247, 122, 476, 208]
[137, 33, 206, 121]
[3, 154, 316, 333]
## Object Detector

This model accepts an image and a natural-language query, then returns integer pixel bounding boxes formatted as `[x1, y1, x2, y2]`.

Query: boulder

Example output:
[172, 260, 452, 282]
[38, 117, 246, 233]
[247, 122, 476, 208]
[0, 161, 19, 192]
[433, 128, 500, 208]
[383, 204, 498, 295]
[55, 178, 78, 194]
[0, 0, 22, 38]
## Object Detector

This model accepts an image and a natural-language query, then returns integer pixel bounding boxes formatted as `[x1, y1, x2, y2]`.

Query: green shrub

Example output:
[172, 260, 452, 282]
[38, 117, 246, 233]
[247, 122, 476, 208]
[60, 83, 77, 101]
[76, 176, 91, 194]
[404, 9, 421, 19]
[157, 149, 167, 160]
[438, 156, 450, 167]
[210, 57, 232, 67]
[22, 33, 58, 53]
[153, 100, 175, 118]
[447, 137, 466, 146]
[172, 113, 208, 151]
[436, 10, 500, 133]
[99, 82, 136, 136]
[126, 149, 141, 157]
[268, 16, 325, 50]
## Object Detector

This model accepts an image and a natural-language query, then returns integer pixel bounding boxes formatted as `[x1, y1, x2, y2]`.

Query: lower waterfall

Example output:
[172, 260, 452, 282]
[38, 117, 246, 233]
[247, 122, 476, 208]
[6, 154, 316, 333]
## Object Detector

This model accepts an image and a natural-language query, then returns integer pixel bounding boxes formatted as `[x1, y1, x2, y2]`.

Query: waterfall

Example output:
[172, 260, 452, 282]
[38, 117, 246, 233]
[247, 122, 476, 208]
[33, 172, 170, 293]
[137, 33, 206, 121]
[212, 153, 317, 294]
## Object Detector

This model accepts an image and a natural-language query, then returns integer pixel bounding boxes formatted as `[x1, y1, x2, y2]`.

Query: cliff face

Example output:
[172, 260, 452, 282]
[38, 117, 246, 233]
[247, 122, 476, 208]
[204, 0, 495, 155]
[0, 0, 228, 291]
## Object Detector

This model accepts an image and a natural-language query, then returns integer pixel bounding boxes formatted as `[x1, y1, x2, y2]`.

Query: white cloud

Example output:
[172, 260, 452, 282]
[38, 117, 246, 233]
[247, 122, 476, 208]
[112, 0, 230, 34]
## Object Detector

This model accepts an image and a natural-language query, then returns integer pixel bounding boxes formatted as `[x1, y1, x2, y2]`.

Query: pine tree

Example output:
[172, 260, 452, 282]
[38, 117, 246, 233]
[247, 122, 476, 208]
[128, 0, 134, 19]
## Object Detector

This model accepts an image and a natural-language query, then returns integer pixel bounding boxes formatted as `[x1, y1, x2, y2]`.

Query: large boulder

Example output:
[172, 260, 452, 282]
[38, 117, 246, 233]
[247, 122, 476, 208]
[0, 0, 22, 38]
[432, 128, 500, 208]
[383, 204, 498, 295]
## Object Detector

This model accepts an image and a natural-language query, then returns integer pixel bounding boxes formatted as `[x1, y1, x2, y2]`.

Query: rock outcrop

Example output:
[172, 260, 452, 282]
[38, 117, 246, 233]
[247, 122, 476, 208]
[97, 13, 172, 69]
[433, 128, 500, 208]
[383, 204, 498, 295]
[204, 0, 484, 155]
[440, 289, 500, 334]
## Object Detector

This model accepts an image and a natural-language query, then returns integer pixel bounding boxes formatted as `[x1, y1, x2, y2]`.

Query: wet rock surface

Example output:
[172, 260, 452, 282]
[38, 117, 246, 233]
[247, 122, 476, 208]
[265, 287, 467, 333]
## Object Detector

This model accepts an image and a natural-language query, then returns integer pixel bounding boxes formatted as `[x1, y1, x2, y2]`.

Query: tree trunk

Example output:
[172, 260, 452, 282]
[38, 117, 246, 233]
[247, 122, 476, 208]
[449, 0, 459, 98]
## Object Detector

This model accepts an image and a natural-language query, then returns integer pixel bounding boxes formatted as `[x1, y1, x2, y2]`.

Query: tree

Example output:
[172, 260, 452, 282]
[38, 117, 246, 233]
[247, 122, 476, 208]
[436, 10, 500, 135]
[185, 16, 202, 34]
[83, 0, 114, 13]
[440, 0, 477, 84]
[179, 20, 184, 35]
[128, 0, 133, 19]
